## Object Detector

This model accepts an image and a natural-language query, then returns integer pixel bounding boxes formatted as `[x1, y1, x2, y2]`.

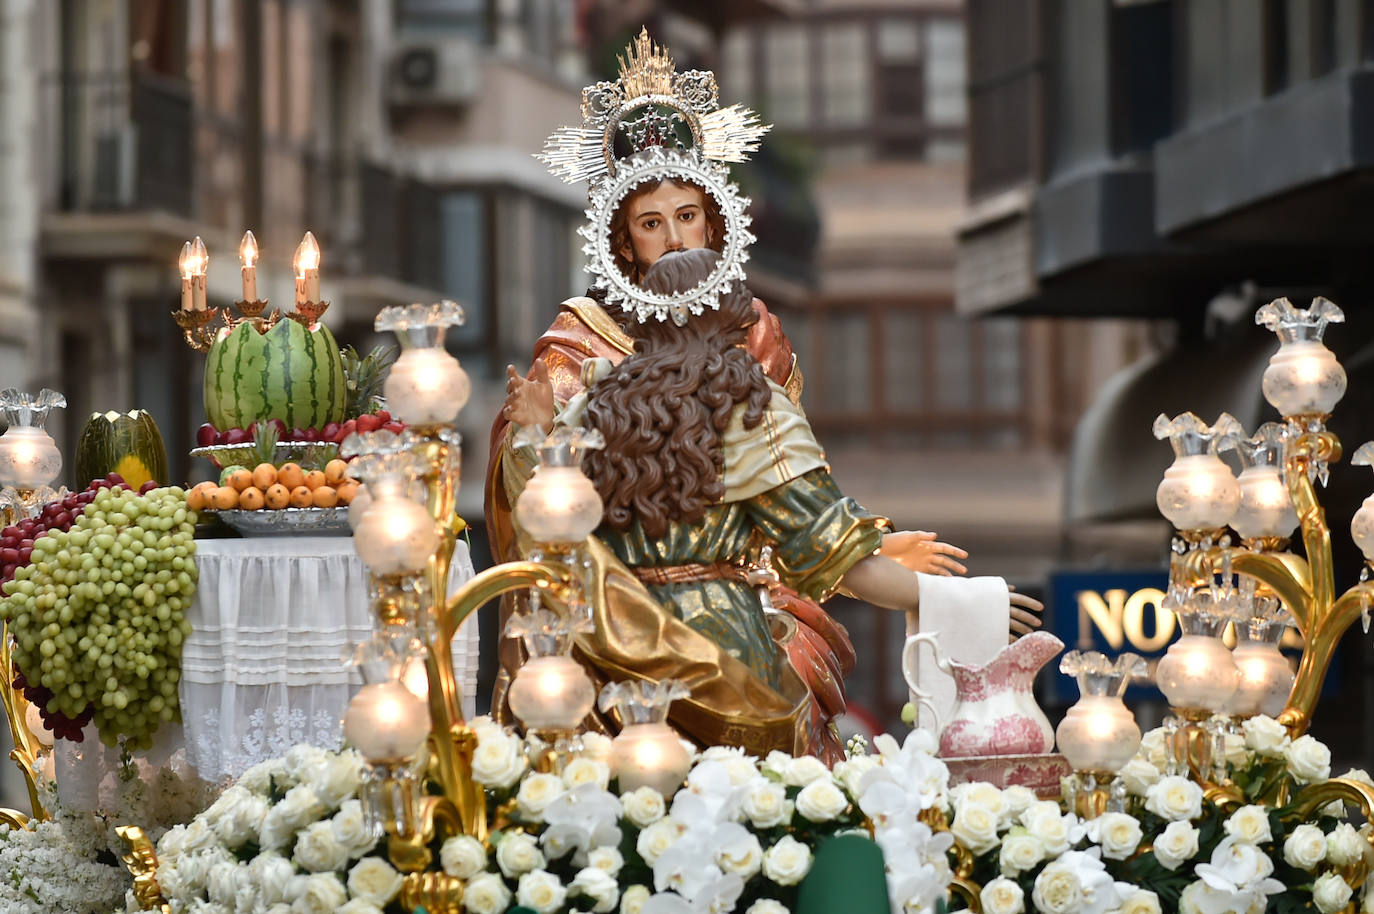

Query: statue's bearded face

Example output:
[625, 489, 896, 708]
[617, 180, 714, 276]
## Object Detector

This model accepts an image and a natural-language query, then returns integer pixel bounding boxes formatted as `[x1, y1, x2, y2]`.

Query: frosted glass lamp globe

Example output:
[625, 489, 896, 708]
[1256, 296, 1346, 417]
[384, 347, 471, 426]
[507, 655, 597, 731]
[1153, 412, 1243, 531]
[353, 480, 441, 575]
[343, 680, 431, 763]
[1232, 465, 1298, 540]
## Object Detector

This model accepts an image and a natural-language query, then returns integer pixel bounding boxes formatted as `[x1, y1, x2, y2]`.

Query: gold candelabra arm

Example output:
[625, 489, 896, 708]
[387, 793, 463, 872]
[116, 825, 171, 914]
[171, 308, 222, 352]
[1288, 430, 1341, 614]
[1230, 549, 1314, 632]
[0, 623, 47, 822]
[1280, 580, 1374, 735]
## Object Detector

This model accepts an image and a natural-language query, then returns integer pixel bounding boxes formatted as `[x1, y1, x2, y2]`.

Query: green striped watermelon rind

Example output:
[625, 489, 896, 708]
[203, 319, 347, 432]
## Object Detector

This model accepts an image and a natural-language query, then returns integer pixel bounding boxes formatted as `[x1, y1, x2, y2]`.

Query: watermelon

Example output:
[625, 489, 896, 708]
[74, 409, 169, 490]
[203, 319, 346, 432]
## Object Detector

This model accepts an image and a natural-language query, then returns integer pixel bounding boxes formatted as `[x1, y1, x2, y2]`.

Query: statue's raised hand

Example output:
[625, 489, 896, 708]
[1008, 586, 1044, 642]
[503, 362, 555, 432]
[881, 530, 968, 576]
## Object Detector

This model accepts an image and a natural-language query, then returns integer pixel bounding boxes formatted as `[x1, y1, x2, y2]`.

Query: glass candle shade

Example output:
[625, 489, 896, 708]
[514, 427, 606, 545]
[1153, 412, 1242, 531]
[376, 301, 470, 426]
[343, 680, 431, 763]
[612, 722, 692, 795]
[506, 655, 597, 731]
[1350, 443, 1374, 560]
[353, 478, 441, 575]
[1227, 620, 1294, 719]
[1232, 466, 1298, 541]
[1155, 608, 1239, 713]
[0, 389, 66, 489]
[1056, 651, 1145, 774]
[1256, 297, 1346, 417]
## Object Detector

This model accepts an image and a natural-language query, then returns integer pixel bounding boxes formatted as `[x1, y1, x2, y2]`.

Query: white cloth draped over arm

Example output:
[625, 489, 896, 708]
[908, 572, 1010, 736]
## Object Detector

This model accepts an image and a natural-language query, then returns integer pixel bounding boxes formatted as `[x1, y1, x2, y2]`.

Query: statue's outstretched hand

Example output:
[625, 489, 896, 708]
[881, 530, 968, 576]
[503, 362, 555, 432]
[1008, 586, 1044, 642]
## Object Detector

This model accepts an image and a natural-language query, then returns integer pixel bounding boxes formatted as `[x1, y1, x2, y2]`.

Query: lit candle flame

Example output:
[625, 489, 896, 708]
[239, 230, 259, 267]
[190, 236, 208, 275]
[178, 241, 194, 280]
[294, 231, 321, 276]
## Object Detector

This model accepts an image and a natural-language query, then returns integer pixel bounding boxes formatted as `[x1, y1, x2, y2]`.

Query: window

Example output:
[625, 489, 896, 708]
[934, 314, 974, 410]
[877, 19, 922, 64]
[765, 26, 811, 127]
[883, 312, 924, 411]
[396, 0, 487, 42]
[821, 25, 870, 126]
[824, 313, 871, 412]
[441, 191, 488, 357]
[981, 319, 1022, 411]
[925, 19, 967, 127]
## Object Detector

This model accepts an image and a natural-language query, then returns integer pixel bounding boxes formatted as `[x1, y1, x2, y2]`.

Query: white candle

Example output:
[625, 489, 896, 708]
[177, 241, 194, 311]
[239, 230, 259, 302]
[190, 236, 208, 311]
[293, 231, 321, 309]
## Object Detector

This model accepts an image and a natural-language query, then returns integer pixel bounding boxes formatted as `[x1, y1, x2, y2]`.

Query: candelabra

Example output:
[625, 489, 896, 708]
[1153, 297, 1374, 776]
[0, 388, 67, 522]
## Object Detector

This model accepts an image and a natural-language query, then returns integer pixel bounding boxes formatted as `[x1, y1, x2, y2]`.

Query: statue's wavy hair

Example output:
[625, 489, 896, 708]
[583, 248, 772, 538]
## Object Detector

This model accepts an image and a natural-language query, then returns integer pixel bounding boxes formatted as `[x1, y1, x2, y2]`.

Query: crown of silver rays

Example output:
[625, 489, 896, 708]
[538, 27, 770, 187]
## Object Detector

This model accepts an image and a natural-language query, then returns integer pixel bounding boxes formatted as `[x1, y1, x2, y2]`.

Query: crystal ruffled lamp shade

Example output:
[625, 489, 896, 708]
[504, 610, 597, 732]
[1230, 422, 1298, 541]
[600, 679, 693, 795]
[0, 389, 66, 489]
[375, 301, 470, 426]
[1055, 651, 1145, 774]
[514, 428, 606, 544]
[1227, 614, 1294, 719]
[1155, 598, 1239, 713]
[1256, 297, 1347, 418]
[1153, 412, 1243, 531]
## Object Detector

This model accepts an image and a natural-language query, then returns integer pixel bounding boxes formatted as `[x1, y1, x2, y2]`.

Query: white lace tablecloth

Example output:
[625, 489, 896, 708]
[57, 536, 478, 802]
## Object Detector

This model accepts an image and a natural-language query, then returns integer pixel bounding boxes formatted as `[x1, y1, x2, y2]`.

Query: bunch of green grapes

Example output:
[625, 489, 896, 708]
[0, 486, 197, 751]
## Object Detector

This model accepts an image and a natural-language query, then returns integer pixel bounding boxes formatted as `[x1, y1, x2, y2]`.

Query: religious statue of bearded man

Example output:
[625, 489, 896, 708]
[484, 30, 971, 760]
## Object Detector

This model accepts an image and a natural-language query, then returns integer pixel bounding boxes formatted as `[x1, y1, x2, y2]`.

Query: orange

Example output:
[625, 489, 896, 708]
[311, 486, 339, 508]
[277, 463, 305, 490]
[335, 480, 359, 504]
[324, 459, 348, 486]
[288, 485, 314, 508]
[264, 483, 291, 510]
[238, 486, 265, 510]
[303, 469, 327, 491]
[211, 486, 239, 510]
[186, 486, 207, 511]
[251, 463, 277, 490]
[225, 468, 254, 492]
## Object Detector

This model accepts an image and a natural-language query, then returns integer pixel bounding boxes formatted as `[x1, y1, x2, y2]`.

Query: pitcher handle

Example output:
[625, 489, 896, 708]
[901, 632, 946, 735]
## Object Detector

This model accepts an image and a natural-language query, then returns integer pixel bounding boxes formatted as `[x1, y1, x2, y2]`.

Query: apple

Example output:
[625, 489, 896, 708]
[224, 427, 252, 445]
[196, 423, 218, 447]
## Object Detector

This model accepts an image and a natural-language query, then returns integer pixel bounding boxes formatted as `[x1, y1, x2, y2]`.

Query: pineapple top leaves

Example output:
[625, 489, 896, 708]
[249, 420, 280, 467]
[342, 344, 398, 417]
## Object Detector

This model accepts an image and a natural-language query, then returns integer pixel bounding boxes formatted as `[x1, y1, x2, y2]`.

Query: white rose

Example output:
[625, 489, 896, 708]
[761, 751, 791, 778]
[259, 808, 297, 851]
[783, 755, 830, 787]
[746, 901, 790, 914]
[1022, 802, 1076, 855]
[833, 756, 880, 796]
[276, 785, 327, 829]
[468, 715, 504, 743]
[1139, 728, 1170, 768]
[1284, 824, 1327, 870]
[212, 789, 269, 848]
[496, 831, 546, 878]
[588, 846, 624, 876]
[517, 773, 566, 820]
[239, 758, 288, 795]
[312, 751, 363, 809]
[1119, 757, 1162, 797]
[207, 860, 239, 906]
[620, 884, 650, 914]
[981, 876, 1026, 914]
[1144, 776, 1204, 822]
[1222, 731, 1250, 768]
[182, 817, 218, 853]
[518, 869, 568, 914]
[1031, 862, 1083, 914]
[1287, 734, 1333, 784]
[1243, 715, 1291, 756]
[1002, 786, 1039, 819]
[1223, 805, 1273, 844]
[346, 857, 403, 905]
[1178, 880, 1208, 914]
[264, 905, 293, 914]
[158, 824, 188, 860]
[579, 732, 613, 763]
[572, 866, 620, 913]
[717, 831, 765, 878]
[636, 817, 684, 866]
[1315, 872, 1355, 914]
[251, 852, 297, 906]
[1326, 823, 1366, 866]
[563, 757, 612, 791]
[1152, 820, 1200, 870]
[463, 871, 512, 914]
[330, 800, 377, 858]
[294, 820, 350, 873]
[998, 834, 1045, 876]
[441, 835, 488, 879]
[338, 900, 385, 914]
[742, 781, 792, 829]
[285, 745, 329, 783]
[1090, 812, 1143, 860]
[1120, 889, 1162, 914]
[471, 731, 528, 789]
[621, 786, 667, 827]
[291, 872, 348, 914]
[955, 782, 1009, 821]
[763, 835, 813, 886]
[952, 802, 1002, 854]
[795, 779, 849, 823]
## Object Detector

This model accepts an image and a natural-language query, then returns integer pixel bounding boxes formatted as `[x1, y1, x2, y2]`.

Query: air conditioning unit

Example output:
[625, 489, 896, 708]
[389, 38, 481, 108]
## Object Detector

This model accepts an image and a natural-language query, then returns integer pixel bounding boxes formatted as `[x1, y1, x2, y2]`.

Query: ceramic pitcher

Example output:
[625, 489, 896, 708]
[901, 630, 1064, 758]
